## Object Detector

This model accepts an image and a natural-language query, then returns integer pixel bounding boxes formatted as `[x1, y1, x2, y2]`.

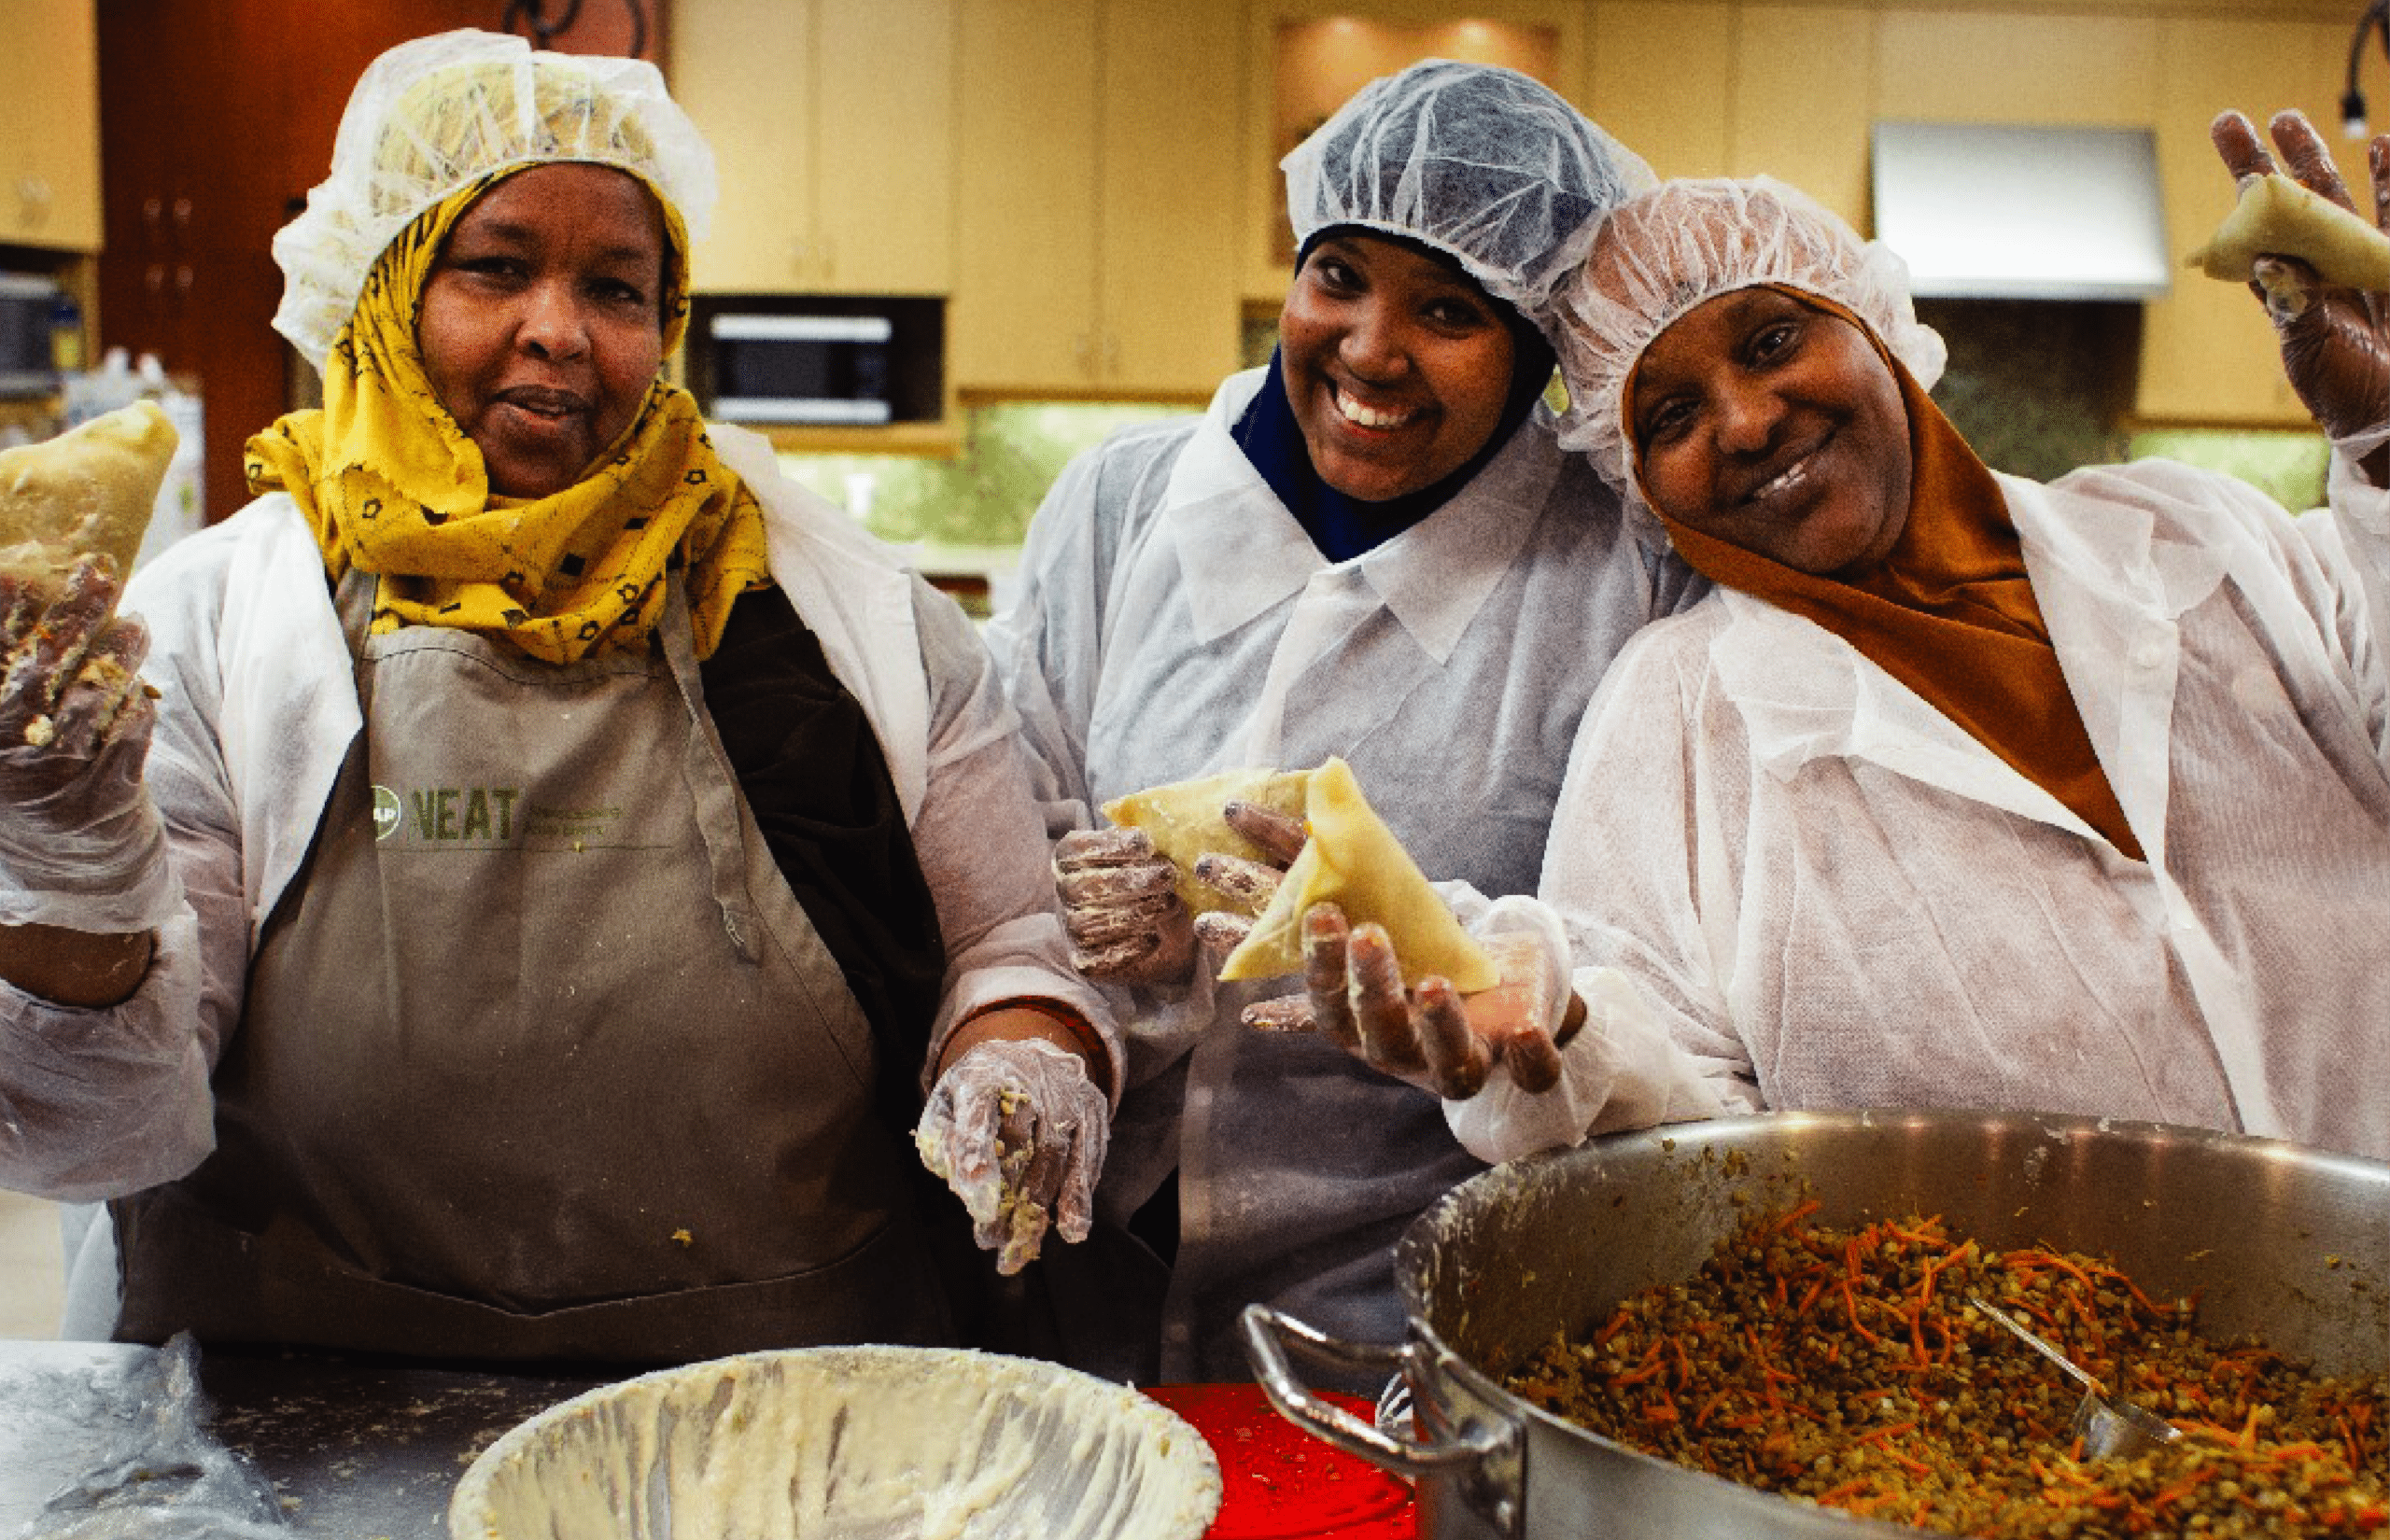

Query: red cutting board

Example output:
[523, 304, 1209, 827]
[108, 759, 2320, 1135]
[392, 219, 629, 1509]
[1143, 1383, 1418, 1540]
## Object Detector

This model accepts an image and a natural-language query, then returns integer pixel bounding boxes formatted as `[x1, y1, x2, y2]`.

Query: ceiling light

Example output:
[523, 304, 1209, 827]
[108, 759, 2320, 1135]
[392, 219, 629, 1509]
[2344, 0, 2388, 139]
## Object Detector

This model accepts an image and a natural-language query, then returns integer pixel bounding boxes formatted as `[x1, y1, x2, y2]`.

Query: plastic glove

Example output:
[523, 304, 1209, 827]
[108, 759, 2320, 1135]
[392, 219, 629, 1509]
[1244, 897, 1586, 1099]
[1054, 798, 1307, 987]
[1185, 798, 1308, 973]
[915, 1037, 1110, 1276]
[2210, 109, 2390, 446]
[0, 556, 176, 931]
[1052, 826, 1194, 986]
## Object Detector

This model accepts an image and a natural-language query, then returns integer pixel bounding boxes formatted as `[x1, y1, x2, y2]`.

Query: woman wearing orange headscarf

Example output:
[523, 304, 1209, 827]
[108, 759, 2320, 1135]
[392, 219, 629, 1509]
[1422, 109, 2390, 1166]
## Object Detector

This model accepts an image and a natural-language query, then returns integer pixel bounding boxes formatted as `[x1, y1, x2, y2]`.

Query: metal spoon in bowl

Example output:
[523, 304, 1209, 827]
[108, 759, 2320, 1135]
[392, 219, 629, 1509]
[1966, 1294, 2184, 1461]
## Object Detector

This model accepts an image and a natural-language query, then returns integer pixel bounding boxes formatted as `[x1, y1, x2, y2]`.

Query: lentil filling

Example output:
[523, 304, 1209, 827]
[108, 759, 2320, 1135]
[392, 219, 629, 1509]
[1500, 1205, 2389, 1536]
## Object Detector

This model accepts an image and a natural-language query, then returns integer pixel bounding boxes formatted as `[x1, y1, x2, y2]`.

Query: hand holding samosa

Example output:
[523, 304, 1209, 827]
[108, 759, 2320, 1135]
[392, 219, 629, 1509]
[0, 404, 179, 939]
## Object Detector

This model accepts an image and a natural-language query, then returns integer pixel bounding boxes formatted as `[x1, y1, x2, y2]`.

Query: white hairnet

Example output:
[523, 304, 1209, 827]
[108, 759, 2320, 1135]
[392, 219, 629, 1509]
[1548, 175, 1947, 497]
[1281, 58, 1654, 322]
[272, 28, 716, 367]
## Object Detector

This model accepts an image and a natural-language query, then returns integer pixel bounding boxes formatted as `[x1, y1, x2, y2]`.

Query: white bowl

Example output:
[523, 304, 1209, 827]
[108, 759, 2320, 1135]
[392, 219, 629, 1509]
[447, 1345, 1222, 1540]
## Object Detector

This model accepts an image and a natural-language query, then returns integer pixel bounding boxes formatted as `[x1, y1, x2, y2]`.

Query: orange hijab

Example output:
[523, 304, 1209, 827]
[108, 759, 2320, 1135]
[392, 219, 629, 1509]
[1638, 288, 2143, 861]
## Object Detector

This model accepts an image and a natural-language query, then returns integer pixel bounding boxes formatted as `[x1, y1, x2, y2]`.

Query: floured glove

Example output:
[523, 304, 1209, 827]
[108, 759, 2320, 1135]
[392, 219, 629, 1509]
[1053, 826, 1195, 986]
[915, 1038, 1109, 1275]
[1054, 797, 1306, 987]
[0, 556, 176, 931]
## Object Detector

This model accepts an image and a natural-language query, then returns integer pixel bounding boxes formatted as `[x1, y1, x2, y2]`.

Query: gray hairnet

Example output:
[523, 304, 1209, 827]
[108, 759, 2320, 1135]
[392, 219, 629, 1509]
[272, 29, 716, 368]
[1548, 175, 1947, 497]
[1280, 59, 1653, 322]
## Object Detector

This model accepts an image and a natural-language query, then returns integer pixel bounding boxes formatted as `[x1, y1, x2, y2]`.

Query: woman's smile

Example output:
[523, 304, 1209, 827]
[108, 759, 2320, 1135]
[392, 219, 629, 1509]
[1330, 384, 1425, 432]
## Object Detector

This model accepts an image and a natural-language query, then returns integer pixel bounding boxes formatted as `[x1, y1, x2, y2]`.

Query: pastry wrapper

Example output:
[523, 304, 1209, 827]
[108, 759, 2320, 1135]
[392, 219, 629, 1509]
[2186, 172, 2390, 290]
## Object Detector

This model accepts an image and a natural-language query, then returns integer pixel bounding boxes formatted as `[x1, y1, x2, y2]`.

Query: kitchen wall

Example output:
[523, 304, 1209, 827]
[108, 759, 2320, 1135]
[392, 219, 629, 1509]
[775, 399, 1189, 552]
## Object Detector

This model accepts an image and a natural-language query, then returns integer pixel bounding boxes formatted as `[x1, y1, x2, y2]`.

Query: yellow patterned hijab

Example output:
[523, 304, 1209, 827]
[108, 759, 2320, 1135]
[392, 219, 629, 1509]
[246, 164, 773, 663]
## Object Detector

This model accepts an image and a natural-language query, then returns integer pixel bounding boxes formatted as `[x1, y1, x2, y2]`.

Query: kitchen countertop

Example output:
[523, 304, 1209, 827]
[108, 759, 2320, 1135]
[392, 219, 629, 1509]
[0, 1342, 1415, 1539]
[0, 1338, 606, 1538]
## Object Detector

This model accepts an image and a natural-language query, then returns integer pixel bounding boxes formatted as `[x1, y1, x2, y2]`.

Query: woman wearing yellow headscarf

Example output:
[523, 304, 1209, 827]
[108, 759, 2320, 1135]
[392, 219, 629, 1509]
[0, 29, 1114, 1362]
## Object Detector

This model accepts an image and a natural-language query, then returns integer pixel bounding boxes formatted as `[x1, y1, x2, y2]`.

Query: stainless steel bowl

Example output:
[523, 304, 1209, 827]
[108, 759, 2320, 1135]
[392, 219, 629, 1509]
[449, 1344, 1222, 1540]
[1244, 1108, 2390, 1538]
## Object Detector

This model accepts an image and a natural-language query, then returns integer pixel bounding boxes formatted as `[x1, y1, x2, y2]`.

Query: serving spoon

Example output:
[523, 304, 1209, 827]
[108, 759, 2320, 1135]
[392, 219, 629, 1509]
[1966, 1294, 2184, 1461]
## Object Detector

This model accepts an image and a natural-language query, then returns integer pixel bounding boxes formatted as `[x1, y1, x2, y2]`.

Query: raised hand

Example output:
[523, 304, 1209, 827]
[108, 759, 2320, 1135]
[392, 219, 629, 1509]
[0, 556, 163, 888]
[2210, 109, 2390, 449]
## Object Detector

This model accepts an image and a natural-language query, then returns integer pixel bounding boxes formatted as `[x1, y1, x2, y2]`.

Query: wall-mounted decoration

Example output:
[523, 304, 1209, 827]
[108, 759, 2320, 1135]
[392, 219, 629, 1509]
[499, 0, 655, 61]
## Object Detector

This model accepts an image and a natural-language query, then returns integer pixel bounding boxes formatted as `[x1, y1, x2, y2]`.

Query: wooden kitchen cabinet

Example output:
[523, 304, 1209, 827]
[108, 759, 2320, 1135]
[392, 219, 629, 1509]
[670, 0, 956, 295]
[950, 0, 1242, 399]
[0, 0, 102, 251]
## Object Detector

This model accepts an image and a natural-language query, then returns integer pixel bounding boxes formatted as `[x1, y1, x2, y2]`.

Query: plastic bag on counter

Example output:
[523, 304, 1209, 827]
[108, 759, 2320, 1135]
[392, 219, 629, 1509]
[11, 1332, 288, 1539]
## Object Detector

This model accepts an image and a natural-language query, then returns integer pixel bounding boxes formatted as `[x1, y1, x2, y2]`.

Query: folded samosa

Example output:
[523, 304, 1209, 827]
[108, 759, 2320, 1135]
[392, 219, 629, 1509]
[2186, 171, 2390, 290]
[0, 399, 178, 591]
[1216, 757, 1497, 991]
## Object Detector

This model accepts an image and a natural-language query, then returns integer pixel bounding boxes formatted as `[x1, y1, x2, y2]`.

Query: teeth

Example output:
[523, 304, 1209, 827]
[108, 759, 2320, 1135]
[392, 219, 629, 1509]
[1750, 452, 1814, 503]
[1335, 390, 1413, 429]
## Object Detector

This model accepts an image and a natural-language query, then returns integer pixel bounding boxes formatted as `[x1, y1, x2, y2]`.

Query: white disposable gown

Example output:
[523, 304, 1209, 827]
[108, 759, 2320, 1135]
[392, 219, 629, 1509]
[986, 367, 1708, 1382]
[1538, 455, 2390, 1162]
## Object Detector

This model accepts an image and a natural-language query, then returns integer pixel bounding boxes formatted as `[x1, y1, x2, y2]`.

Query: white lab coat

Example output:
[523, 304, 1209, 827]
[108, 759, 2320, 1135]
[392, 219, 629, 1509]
[985, 368, 1708, 1381]
[0, 425, 1113, 1335]
[1536, 453, 2390, 1163]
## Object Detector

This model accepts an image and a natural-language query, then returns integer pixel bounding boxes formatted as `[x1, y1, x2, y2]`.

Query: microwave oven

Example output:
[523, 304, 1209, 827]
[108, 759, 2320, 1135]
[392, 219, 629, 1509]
[0, 273, 65, 399]
[685, 295, 942, 427]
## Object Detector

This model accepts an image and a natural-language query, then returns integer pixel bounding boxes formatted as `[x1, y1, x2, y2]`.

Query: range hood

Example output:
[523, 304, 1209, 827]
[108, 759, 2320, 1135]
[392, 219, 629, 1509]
[1870, 122, 2172, 301]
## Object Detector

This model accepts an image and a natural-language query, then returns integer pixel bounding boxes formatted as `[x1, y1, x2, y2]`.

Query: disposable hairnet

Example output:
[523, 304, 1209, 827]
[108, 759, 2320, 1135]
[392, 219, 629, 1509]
[272, 28, 716, 367]
[1281, 58, 1654, 321]
[1549, 175, 1947, 496]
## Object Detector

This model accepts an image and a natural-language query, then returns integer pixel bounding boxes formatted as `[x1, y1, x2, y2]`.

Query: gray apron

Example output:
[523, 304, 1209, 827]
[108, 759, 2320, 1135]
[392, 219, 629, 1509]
[113, 572, 952, 1360]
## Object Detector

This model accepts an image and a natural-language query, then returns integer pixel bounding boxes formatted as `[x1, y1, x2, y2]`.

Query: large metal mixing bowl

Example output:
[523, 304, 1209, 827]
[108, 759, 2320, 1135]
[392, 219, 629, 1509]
[448, 1343, 1222, 1540]
[1244, 1108, 2390, 1538]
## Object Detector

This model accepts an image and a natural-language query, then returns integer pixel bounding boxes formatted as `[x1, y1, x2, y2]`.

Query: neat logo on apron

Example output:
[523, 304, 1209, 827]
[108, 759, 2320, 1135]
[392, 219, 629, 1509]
[370, 782, 636, 851]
